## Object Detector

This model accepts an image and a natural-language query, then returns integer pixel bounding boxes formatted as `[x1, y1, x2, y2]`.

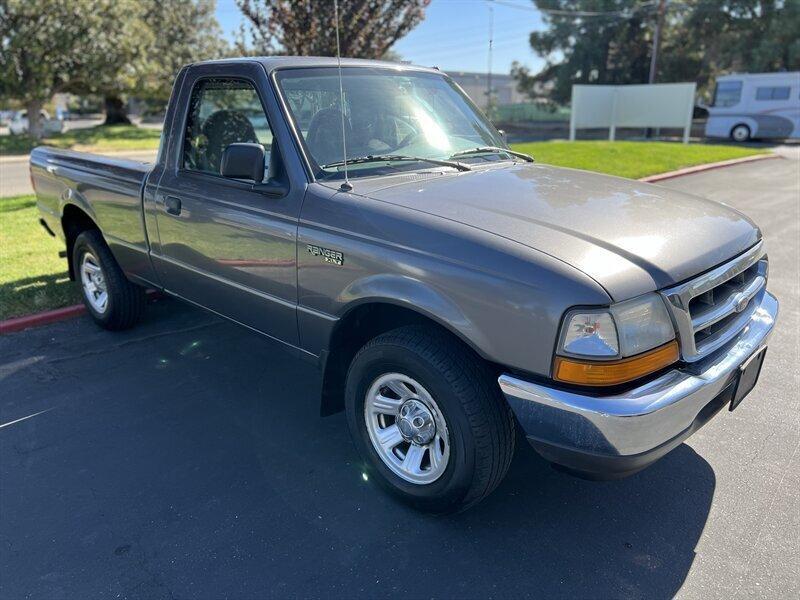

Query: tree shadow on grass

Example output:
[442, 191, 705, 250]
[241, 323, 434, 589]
[0, 272, 80, 320]
[0, 197, 36, 212]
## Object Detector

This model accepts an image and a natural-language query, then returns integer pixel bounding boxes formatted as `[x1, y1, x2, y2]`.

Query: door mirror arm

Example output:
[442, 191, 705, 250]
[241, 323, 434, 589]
[252, 180, 289, 198]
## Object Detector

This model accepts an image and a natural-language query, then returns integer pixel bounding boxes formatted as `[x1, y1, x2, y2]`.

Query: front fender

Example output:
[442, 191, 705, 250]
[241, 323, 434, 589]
[297, 183, 611, 377]
[338, 273, 491, 356]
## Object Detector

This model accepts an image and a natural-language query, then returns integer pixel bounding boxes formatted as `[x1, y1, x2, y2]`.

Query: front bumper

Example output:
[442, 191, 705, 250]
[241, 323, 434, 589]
[499, 291, 778, 479]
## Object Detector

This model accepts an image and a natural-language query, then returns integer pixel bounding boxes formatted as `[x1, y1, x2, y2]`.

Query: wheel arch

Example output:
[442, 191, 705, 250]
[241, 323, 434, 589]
[61, 203, 100, 280]
[319, 298, 494, 417]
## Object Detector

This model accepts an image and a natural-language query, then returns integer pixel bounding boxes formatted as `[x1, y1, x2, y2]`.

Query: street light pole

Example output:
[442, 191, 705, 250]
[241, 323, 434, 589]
[648, 0, 667, 84]
[487, 0, 494, 119]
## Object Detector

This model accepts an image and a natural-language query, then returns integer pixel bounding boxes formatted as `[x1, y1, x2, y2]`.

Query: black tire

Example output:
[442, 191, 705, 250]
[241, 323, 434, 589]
[72, 229, 145, 330]
[345, 325, 515, 513]
[730, 123, 751, 143]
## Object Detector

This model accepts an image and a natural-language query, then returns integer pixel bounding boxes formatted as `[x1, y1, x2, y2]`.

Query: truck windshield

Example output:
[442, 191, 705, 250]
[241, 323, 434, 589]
[275, 67, 506, 179]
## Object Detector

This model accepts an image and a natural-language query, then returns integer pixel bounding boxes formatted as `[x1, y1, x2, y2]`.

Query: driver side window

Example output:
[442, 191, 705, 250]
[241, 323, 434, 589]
[183, 78, 273, 177]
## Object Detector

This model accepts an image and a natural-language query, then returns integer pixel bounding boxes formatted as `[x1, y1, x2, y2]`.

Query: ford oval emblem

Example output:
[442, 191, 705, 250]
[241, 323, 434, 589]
[734, 294, 749, 313]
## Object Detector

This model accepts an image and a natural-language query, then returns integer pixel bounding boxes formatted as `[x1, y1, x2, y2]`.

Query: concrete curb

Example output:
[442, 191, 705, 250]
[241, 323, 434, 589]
[638, 152, 779, 183]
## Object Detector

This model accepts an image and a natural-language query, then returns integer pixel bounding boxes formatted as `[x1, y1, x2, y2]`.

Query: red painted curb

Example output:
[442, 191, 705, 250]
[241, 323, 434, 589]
[0, 290, 162, 335]
[0, 304, 87, 334]
[639, 153, 779, 183]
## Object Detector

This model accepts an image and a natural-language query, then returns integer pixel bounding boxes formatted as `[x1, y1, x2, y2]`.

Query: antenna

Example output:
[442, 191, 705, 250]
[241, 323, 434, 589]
[487, 0, 494, 121]
[334, 0, 352, 192]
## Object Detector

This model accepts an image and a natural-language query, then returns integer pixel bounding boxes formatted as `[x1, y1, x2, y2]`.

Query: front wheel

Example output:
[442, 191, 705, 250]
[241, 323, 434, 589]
[345, 325, 515, 513]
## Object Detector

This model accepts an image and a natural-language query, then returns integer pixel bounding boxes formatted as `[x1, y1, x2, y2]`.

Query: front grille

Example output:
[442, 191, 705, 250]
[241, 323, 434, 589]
[660, 242, 767, 361]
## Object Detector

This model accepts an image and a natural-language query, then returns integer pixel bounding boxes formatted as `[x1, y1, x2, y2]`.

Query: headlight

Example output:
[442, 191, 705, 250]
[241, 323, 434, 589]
[610, 294, 676, 357]
[555, 293, 678, 386]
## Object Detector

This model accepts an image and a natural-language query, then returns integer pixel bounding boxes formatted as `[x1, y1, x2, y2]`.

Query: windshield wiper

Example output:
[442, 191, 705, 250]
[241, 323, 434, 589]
[322, 154, 472, 172]
[450, 146, 534, 163]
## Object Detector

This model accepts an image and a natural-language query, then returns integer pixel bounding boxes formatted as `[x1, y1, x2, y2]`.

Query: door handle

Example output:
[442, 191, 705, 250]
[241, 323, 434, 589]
[164, 196, 182, 216]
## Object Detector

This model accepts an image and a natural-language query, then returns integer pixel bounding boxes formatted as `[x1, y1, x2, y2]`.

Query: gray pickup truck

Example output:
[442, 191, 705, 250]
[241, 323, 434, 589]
[31, 57, 778, 512]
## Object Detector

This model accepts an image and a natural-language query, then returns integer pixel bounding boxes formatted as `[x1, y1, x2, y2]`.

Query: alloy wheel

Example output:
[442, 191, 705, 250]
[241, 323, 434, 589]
[364, 373, 450, 485]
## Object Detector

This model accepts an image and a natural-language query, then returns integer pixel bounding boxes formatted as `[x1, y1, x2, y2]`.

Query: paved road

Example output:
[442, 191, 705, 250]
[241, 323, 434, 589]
[0, 150, 157, 198]
[1, 157, 798, 599]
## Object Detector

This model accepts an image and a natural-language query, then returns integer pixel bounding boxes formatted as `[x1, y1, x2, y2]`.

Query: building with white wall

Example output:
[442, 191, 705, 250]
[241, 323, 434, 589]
[446, 72, 527, 109]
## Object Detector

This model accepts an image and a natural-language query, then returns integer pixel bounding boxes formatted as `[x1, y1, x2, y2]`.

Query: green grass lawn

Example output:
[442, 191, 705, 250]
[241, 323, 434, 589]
[0, 195, 80, 320]
[510, 140, 767, 180]
[0, 124, 161, 156]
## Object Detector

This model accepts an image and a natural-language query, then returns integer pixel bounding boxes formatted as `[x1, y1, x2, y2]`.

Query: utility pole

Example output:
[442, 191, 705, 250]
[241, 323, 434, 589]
[648, 0, 667, 84]
[487, 0, 494, 119]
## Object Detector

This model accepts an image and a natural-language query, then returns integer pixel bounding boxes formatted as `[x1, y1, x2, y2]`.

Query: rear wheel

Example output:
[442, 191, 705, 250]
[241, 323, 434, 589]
[345, 325, 515, 513]
[731, 124, 751, 142]
[72, 230, 145, 330]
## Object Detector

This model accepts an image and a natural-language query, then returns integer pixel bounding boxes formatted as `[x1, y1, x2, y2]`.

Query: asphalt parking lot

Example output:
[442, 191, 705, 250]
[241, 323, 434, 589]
[1, 155, 798, 599]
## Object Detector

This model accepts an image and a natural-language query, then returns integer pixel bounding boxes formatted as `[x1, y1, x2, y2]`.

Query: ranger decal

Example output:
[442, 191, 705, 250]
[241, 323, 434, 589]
[307, 244, 344, 266]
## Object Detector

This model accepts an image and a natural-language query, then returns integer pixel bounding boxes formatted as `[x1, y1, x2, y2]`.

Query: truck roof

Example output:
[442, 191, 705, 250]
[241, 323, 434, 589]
[192, 56, 441, 75]
[716, 71, 800, 81]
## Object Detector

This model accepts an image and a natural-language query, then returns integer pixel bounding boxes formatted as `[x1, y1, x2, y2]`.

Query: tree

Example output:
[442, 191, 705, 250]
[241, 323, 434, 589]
[75, 0, 226, 124]
[67, 0, 152, 125]
[0, 0, 225, 137]
[137, 0, 226, 104]
[662, 0, 800, 91]
[512, 0, 800, 106]
[0, 0, 109, 138]
[235, 0, 429, 58]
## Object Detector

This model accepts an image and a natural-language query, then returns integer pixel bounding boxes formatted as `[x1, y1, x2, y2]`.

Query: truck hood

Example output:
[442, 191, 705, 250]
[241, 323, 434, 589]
[352, 163, 761, 300]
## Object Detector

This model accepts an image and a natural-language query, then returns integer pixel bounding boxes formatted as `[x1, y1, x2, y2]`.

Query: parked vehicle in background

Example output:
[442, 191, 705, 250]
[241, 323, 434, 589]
[30, 57, 778, 512]
[8, 110, 64, 135]
[0, 109, 16, 126]
[705, 72, 800, 142]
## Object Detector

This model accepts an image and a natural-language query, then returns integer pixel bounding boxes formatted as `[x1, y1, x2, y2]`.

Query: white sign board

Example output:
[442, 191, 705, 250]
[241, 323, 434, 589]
[570, 82, 697, 143]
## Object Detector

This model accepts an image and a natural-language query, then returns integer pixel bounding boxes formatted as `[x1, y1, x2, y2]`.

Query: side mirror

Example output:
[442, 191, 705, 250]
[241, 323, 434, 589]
[498, 129, 509, 145]
[220, 143, 265, 181]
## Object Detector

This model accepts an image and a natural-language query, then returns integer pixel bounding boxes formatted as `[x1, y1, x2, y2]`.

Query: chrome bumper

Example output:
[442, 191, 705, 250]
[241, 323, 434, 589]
[499, 292, 778, 476]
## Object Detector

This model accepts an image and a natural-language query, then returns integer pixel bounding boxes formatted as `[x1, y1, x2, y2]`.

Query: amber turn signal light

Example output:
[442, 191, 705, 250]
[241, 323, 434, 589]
[553, 341, 680, 387]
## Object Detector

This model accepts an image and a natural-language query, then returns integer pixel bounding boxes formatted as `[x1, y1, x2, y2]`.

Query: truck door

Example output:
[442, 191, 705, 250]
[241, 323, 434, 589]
[151, 63, 304, 346]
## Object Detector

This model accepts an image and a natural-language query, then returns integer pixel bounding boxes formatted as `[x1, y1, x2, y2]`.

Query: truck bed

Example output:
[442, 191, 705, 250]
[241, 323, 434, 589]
[30, 146, 156, 285]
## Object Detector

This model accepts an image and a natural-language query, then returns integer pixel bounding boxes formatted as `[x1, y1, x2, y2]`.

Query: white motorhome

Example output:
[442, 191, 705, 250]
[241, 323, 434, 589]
[705, 72, 800, 142]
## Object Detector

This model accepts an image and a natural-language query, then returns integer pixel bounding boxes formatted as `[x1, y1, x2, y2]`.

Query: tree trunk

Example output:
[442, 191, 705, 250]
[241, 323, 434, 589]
[103, 96, 131, 125]
[26, 99, 45, 140]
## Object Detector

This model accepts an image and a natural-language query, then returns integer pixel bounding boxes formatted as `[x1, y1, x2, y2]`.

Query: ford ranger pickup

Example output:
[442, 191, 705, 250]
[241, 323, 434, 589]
[30, 57, 778, 512]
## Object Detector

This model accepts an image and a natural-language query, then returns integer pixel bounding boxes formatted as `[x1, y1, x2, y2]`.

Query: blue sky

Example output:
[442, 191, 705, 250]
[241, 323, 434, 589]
[215, 0, 546, 75]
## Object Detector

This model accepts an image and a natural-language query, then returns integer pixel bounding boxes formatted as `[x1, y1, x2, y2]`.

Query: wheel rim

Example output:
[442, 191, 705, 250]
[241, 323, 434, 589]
[364, 373, 450, 485]
[733, 126, 748, 141]
[80, 252, 108, 314]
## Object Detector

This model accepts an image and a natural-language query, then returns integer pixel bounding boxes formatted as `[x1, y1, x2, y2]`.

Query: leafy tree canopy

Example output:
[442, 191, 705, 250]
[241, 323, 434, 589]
[513, 0, 800, 105]
[235, 0, 429, 59]
[0, 0, 225, 134]
[75, 0, 227, 123]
